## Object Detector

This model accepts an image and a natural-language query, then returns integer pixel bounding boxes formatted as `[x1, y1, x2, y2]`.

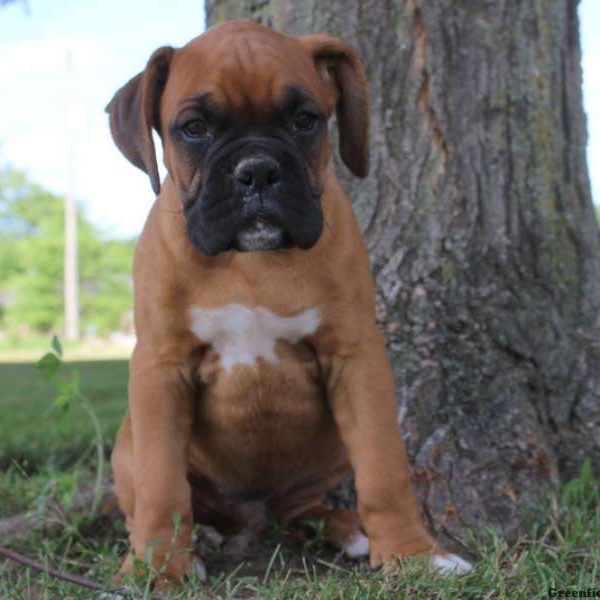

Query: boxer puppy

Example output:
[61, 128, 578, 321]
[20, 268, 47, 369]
[106, 20, 471, 586]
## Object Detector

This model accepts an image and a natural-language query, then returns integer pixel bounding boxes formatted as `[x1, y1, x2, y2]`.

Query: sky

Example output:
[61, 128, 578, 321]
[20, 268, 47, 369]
[0, 0, 598, 240]
[0, 0, 204, 238]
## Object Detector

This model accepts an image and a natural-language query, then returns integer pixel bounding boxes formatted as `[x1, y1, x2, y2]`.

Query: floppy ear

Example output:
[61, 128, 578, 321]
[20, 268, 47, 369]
[299, 35, 370, 178]
[105, 46, 174, 195]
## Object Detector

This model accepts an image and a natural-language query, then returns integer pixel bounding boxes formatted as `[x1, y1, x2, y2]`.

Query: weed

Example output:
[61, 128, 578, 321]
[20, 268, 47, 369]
[36, 336, 106, 513]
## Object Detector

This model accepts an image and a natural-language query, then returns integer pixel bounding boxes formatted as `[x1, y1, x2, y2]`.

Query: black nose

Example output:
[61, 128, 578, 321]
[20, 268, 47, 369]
[234, 155, 281, 193]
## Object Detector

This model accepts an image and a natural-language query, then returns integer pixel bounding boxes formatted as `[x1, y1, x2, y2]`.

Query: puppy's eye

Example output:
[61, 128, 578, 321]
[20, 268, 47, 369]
[182, 119, 208, 139]
[292, 111, 318, 132]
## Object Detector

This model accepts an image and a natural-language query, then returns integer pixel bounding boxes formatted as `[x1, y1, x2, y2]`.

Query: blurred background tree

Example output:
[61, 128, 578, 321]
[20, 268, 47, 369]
[0, 167, 134, 338]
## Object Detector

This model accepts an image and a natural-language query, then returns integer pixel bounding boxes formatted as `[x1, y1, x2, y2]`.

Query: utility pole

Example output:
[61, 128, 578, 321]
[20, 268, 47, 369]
[64, 49, 79, 341]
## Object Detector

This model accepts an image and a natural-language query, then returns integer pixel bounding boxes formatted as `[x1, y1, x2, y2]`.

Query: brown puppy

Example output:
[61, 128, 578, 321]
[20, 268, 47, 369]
[106, 21, 471, 585]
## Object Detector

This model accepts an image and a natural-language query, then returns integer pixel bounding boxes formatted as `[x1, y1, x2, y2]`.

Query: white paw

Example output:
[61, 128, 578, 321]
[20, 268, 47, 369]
[342, 533, 370, 558]
[431, 553, 473, 574]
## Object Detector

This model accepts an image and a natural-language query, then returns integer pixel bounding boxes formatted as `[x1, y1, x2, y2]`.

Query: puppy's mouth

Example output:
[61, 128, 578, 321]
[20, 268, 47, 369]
[234, 217, 291, 252]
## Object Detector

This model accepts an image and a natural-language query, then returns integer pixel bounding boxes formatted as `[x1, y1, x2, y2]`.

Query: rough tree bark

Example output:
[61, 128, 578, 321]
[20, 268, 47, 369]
[205, 0, 600, 549]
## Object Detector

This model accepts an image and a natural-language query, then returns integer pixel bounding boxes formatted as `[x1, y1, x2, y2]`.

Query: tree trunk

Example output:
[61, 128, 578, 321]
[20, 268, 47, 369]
[206, 0, 600, 548]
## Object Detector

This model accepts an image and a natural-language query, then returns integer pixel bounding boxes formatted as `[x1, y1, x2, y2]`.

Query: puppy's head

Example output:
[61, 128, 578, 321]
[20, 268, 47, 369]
[106, 21, 369, 256]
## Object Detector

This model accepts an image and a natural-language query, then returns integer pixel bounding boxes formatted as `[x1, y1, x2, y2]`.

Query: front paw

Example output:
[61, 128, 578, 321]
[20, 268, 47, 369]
[152, 554, 207, 592]
[369, 539, 473, 576]
[368, 530, 438, 568]
[114, 551, 207, 589]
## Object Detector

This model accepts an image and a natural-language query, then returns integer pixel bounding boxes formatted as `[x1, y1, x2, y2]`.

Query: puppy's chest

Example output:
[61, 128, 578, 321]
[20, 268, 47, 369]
[188, 303, 330, 460]
[189, 303, 321, 375]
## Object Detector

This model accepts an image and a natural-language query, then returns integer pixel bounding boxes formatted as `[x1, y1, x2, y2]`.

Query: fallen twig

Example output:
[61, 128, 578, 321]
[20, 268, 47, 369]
[0, 544, 108, 592]
[0, 479, 131, 595]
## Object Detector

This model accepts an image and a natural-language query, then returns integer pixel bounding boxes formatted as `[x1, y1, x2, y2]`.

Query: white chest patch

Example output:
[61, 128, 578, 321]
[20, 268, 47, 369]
[189, 304, 321, 371]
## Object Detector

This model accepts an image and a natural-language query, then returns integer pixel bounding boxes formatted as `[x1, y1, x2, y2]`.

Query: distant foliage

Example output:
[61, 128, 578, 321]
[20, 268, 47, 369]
[0, 167, 135, 335]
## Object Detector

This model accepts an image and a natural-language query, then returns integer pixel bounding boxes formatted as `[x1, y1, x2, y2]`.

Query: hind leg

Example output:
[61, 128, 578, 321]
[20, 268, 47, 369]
[297, 505, 369, 558]
[322, 508, 369, 558]
[110, 413, 136, 576]
[272, 464, 369, 559]
[112, 414, 135, 540]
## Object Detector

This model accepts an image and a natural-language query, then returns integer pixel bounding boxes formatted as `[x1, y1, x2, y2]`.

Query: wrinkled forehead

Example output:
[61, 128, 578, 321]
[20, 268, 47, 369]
[161, 28, 333, 121]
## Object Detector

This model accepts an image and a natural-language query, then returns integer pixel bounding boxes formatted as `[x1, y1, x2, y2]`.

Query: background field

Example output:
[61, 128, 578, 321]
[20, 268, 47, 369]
[0, 358, 127, 518]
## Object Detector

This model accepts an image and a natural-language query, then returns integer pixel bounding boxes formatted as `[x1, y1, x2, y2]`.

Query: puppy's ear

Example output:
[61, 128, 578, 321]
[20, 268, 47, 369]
[105, 46, 174, 195]
[300, 35, 370, 178]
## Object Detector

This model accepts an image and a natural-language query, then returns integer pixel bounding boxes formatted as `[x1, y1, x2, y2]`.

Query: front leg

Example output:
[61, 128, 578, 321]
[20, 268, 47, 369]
[124, 348, 196, 583]
[321, 329, 438, 567]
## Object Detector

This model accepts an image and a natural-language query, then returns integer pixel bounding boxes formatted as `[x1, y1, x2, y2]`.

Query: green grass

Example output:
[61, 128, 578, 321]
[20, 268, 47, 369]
[0, 359, 128, 517]
[0, 358, 598, 598]
[0, 465, 597, 599]
[0, 360, 127, 465]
